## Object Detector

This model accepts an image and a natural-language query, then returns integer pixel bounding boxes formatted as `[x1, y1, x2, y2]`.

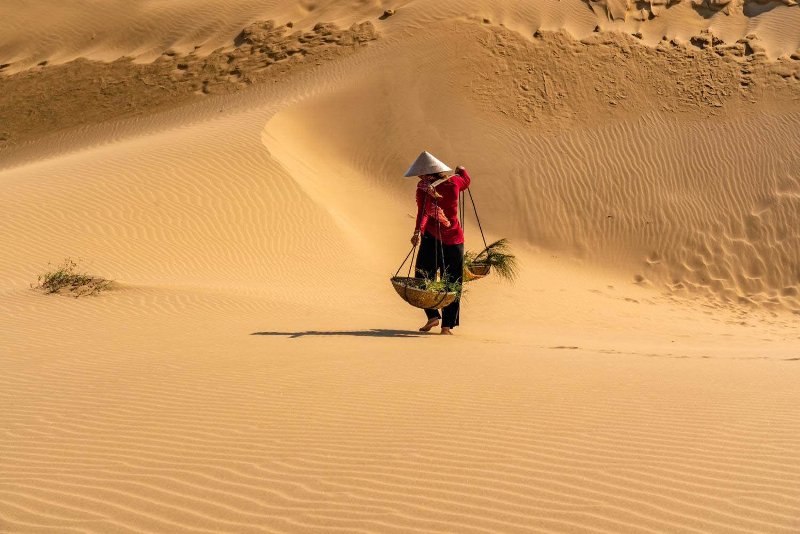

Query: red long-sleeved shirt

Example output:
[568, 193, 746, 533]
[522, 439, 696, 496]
[414, 167, 471, 245]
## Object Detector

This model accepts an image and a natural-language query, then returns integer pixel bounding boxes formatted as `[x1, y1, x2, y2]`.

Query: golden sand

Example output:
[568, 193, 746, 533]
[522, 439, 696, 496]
[2, 1, 799, 531]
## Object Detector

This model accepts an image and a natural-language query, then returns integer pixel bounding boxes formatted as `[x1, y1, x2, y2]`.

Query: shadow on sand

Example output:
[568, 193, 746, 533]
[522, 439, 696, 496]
[251, 329, 426, 339]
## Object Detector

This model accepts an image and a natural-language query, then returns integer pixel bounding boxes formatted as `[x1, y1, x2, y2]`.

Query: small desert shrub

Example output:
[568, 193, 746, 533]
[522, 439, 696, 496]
[33, 258, 112, 297]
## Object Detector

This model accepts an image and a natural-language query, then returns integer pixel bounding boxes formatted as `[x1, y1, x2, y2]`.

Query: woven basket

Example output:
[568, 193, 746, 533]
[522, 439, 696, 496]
[464, 262, 491, 282]
[391, 277, 457, 309]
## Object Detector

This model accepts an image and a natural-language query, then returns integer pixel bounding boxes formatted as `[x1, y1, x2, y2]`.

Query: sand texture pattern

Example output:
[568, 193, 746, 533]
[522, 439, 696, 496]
[1, 1, 800, 532]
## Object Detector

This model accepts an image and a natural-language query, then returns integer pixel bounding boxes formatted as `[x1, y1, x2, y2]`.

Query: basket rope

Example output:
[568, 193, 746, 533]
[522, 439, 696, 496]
[468, 188, 488, 252]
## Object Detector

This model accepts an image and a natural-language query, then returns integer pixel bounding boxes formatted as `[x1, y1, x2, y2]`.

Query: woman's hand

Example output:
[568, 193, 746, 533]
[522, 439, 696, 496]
[455, 165, 465, 175]
[411, 232, 420, 246]
[427, 185, 442, 198]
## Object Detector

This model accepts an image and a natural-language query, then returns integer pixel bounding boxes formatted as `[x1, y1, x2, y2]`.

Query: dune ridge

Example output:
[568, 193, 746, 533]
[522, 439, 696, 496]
[589, 0, 799, 21]
[2, 1, 800, 532]
[1, 0, 797, 74]
[2, 1, 798, 149]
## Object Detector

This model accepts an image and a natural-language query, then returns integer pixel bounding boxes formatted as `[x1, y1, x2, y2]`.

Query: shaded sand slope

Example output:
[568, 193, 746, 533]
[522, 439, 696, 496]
[2, 0, 800, 532]
[0, 105, 369, 310]
[0, 20, 378, 148]
[0, 0, 397, 72]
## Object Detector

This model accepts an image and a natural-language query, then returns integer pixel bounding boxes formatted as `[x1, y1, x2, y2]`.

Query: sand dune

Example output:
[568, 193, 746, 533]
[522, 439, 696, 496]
[2, 0, 800, 532]
[3, 284, 800, 532]
[262, 23, 800, 311]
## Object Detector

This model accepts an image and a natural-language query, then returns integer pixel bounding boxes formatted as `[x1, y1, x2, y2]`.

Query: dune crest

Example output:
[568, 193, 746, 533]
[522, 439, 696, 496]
[588, 0, 799, 21]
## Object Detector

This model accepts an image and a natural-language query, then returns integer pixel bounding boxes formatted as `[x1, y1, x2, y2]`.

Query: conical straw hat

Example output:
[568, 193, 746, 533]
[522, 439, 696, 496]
[403, 151, 452, 177]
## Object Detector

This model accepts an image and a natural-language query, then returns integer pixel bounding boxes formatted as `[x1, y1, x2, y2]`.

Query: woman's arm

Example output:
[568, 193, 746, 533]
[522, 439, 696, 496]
[412, 189, 429, 245]
[454, 166, 471, 190]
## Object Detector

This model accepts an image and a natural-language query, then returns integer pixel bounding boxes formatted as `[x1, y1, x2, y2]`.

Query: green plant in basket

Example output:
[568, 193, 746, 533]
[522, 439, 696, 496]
[465, 238, 518, 282]
[422, 277, 462, 294]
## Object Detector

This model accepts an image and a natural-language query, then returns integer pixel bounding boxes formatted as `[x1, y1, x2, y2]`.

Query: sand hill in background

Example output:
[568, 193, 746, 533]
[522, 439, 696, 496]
[1, 0, 800, 532]
[0, 20, 378, 148]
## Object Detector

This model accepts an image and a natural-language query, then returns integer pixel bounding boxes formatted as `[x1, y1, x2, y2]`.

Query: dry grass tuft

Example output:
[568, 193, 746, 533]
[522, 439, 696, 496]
[32, 258, 112, 297]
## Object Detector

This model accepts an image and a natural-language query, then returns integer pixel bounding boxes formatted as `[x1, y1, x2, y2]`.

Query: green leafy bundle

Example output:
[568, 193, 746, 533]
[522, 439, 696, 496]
[465, 239, 518, 282]
[406, 276, 462, 294]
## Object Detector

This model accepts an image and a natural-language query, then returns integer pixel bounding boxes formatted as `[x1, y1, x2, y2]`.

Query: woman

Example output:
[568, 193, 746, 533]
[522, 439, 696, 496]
[405, 151, 472, 335]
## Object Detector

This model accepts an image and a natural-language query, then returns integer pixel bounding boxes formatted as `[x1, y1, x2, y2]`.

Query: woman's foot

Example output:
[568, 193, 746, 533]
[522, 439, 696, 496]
[419, 318, 440, 332]
[440, 327, 454, 335]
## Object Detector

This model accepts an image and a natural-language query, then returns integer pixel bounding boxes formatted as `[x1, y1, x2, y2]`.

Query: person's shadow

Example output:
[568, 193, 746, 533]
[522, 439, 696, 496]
[251, 329, 426, 339]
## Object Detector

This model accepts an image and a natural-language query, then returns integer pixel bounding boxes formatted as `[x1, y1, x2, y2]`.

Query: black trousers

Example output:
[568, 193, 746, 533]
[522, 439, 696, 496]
[415, 232, 464, 328]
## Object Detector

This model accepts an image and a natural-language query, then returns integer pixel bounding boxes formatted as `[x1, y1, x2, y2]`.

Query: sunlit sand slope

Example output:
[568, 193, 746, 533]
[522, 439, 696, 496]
[264, 24, 800, 311]
[3, 298, 798, 532]
[1, 1, 800, 533]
